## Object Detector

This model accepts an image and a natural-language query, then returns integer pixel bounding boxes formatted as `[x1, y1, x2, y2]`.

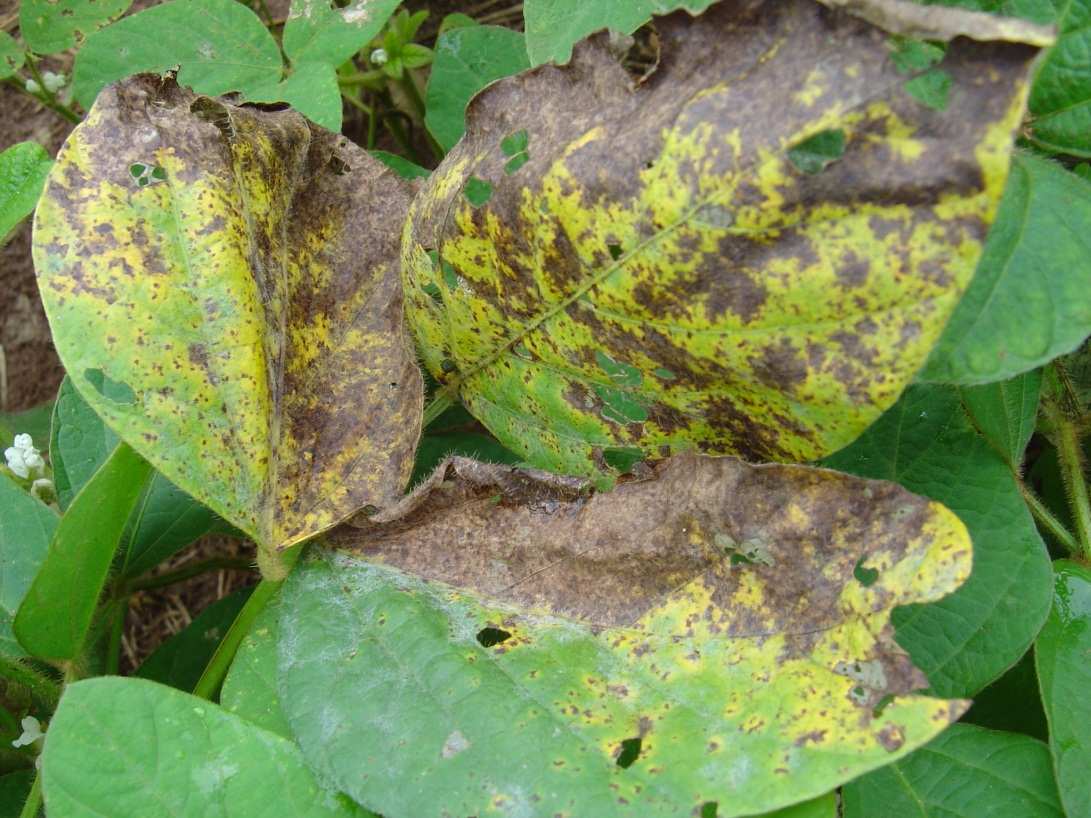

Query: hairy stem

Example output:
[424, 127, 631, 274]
[1020, 480, 1081, 555]
[126, 557, 254, 593]
[0, 656, 61, 712]
[1054, 409, 1091, 561]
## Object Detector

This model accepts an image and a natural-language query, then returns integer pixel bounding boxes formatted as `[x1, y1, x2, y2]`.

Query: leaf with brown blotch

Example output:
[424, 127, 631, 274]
[279, 454, 972, 817]
[33, 76, 423, 576]
[403, 0, 1044, 484]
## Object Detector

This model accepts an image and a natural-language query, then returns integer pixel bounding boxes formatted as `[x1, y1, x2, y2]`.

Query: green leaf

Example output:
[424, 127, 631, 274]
[405, 3, 1041, 483]
[522, 0, 718, 66]
[0, 770, 34, 818]
[1028, 0, 1091, 155]
[962, 649, 1048, 740]
[0, 402, 53, 450]
[50, 376, 229, 576]
[823, 384, 1053, 697]
[20, 0, 131, 54]
[14, 444, 152, 662]
[136, 587, 251, 691]
[921, 153, 1091, 384]
[42, 677, 372, 818]
[959, 369, 1041, 468]
[759, 793, 836, 818]
[0, 476, 57, 659]
[0, 32, 24, 81]
[888, 37, 946, 74]
[786, 129, 846, 174]
[0, 142, 52, 244]
[282, 0, 400, 67]
[280, 454, 971, 818]
[222, 598, 291, 738]
[34, 77, 423, 574]
[249, 61, 344, 132]
[1035, 560, 1091, 817]
[842, 723, 1063, 817]
[425, 25, 530, 152]
[369, 149, 430, 180]
[72, 0, 282, 108]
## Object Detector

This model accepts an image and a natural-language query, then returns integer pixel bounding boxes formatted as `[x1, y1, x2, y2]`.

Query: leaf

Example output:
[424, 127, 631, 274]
[72, 0, 282, 109]
[425, 25, 530, 152]
[20, 0, 131, 55]
[0, 142, 52, 244]
[41, 677, 372, 818]
[249, 61, 344, 132]
[0, 33, 24, 81]
[0, 770, 33, 818]
[403, 1, 1041, 483]
[50, 376, 230, 576]
[279, 454, 971, 818]
[0, 476, 57, 659]
[282, 0, 401, 68]
[34, 77, 423, 572]
[222, 598, 292, 738]
[842, 723, 1063, 817]
[759, 793, 836, 818]
[14, 444, 152, 662]
[1028, 0, 1091, 155]
[824, 384, 1053, 697]
[962, 649, 1048, 740]
[959, 368, 1041, 468]
[137, 587, 252, 691]
[369, 149, 430, 180]
[921, 153, 1091, 384]
[1035, 560, 1091, 817]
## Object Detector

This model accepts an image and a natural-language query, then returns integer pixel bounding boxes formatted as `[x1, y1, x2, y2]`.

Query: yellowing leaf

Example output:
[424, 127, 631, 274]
[403, 0, 1042, 482]
[33, 77, 423, 574]
[281, 454, 973, 818]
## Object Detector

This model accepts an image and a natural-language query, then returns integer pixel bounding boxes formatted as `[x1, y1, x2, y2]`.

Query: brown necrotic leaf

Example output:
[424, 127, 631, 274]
[282, 454, 972, 817]
[33, 76, 422, 574]
[403, 0, 1042, 483]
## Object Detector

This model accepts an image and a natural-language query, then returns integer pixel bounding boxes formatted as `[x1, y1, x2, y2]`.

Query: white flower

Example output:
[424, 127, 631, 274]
[30, 477, 54, 503]
[23, 78, 40, 95]
[42, 71, 66, 93]
[4, 434, 45, 480]
[12, 715, 43, 749]
[370, 47, 388, 65]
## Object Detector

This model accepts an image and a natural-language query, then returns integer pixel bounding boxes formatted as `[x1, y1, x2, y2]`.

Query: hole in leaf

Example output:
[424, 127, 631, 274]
[500, 129, 529, 157]
[888, 37, 946, 74]
[787, 129, 846, 174]
[84, 368, 136, 405]
[872, 693, 895, 718]
[700, 803, 718, 818]
[189, 97, 233, 137]
[603, 446, 644, 474]
[904, 68, 952, 111]
[328, 155, 351, 175]
[854, 556, 879, 587]
[615, 736, 642, 768]
[607, 243, 623, 261]
[441, 260, 459, 290]
[463, 176, 493, 207]
[422, 282, 443, 305]
[476, 626, 511, 647]
[504, 153, 529, 175]
[618, 22, 660, 84]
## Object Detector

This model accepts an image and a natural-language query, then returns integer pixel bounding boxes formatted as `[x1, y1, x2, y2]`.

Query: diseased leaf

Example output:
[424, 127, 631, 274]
[137, 587, 252, 692]
[20, 0, 131, 55]
[0, 476, 57, 659]
[42, 677, 373, 818]
[817, 0, 1054, 44]
[404, 1, 1040, 483]
[824, 384, 1053, 697]
[1035, 560, 1091, 817]
[280, 454, 971, 818]
[34, 77, 423, 574]
[759, 793, 837, 818]
[921, 153, 1091, 384]
[959, 369, 1041, 468]
[1028, 0, 1091, 155]
[249, 61, 344, 133]
[425, 24, 530, 152]
[72, 0, 282, 109]
[0, 32, 23, 81]
[282, 0, 401, 68]
[842, 723, 1063, 817]
[0, 142, 52, 244]
[222, 599, 292, 738]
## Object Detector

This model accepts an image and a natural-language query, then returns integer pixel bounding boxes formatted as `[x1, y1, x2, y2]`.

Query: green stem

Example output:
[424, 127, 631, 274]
[422, 390, 455, 428]
[18, 771, 41, 818]
[104, 599, 127, 675]
[338, 69, 384, 86]
[1020, 481, 1081, 556]
[21, 58, 80, 124]
[126, 557, 254, 593]
[0, 656, 61, 712]
[1054, 408, 1091, 561]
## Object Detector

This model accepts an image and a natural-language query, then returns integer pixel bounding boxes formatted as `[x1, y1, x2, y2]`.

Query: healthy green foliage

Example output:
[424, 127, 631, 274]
[959, 369, 1041, 469]
[922, 153, 1091, 384]
[1035, 560, 1091, 816]
[842, 723, 1064, 817]
[405, 1, 1039, 483]
[42, 677, 372, 818]
[282, 0, 400, 67]
[221, 600, 292, 738]
[425, 24, 530, 152]
[0, 142, 52, 243]
[0, 33, 24, 80]
[1028, 0, 1091, 155]
[0, 476, 57, 658]
[824, 384, 1053, 697]
[14, 444, 152, 662]
[19, 0, 131, 54]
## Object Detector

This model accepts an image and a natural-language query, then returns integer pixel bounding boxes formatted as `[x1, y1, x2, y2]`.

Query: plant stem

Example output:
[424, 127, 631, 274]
[18, 771, 41, 818]
[1020, 480, 1081, 555]
[422, 390, 454, 427]
[126, 557, 254, 593]
[397, 72, 443, 162]
[20, 59, 80, 124]
[1053, 407, 1091, 561]
[0, 656, 61, 711]
[104, 599, 127, 676]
